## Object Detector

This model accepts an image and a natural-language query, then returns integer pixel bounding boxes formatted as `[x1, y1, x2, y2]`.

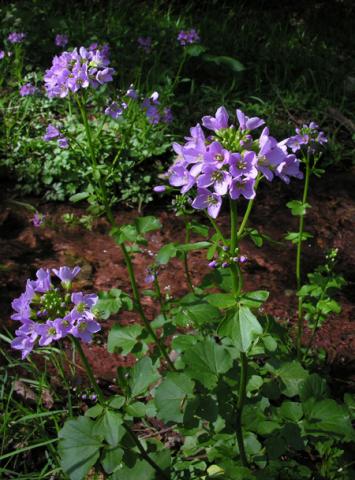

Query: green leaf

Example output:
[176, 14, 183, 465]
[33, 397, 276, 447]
[248, 228, 263, 247]
[69, 192, 90, 203]
[102, 446, 124, 474]
[125, 401, 148, 417]
[218, 307, 263, 352]
[96, 289, 125, 320]
[240, 290, 269, 308]
[135, 216, 161, 234]
[189, 220, 209, 237]
[110, 458, 155, 480]
[177, 241, 211, 252]
[156, 243, 177, 264]
[299, 373, 329, 402]
[108, 325, 143, 354]
[172, 334, 197, 352]
[206, 293, 237, 309]
[95, 410, 124, 446]
[286, 200, 312, 216]
[277, 361, 309, 397]
[278, 401, 303, 422]
[185, 44, 206, 57]
[303, 398, 354, 440]
[129, 357, 160, 398]
[183, 337, 233, 389]
[285, 231, 313, 243]
[58, 416, 103, 480]
[203, 54, 245, 72]
[257, 421, 281, 435]
[155, 373, 195, 423]
[85, 404, 104, 418]
[176, 299, 220, 326]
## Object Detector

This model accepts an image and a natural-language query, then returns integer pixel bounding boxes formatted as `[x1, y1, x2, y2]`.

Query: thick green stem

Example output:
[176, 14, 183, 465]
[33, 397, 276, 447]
[121, 243, 175, 371]
[229, 199, 248, 467]
[74, 339, 168, 478]
[296, 157, 311, 358]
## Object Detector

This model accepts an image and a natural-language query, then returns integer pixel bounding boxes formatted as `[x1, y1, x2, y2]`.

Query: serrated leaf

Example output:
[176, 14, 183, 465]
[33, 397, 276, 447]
[155, 373, 195, 423]
[129, 357, 160, 398]
[95, 410, 124, 446]
[218, 306, 263, 352]
[58, 416, 103, 480]
[183, 337, 233, 389]
[278, 401, 303, 422]
[108, 324, 143, 354]
[102, 446, 124, 474]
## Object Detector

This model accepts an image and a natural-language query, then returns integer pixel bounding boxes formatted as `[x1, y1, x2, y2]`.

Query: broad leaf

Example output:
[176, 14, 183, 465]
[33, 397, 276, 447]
[277, 361, 309, 397]
[183, 337, 233, 389]
[95, 410, 124, 446]
[240, 290, 269, 308]
[156, 243, 177, 264]
[218, 306, 263, 352]
[58, 416, 103, 480]
[129, 357, 160, 398]
[108, 324, 143, 354]
[206, 293, 237, 308]
[203, 54, 245, 72]
[135, 216, 161, 234]
[155, 373, 195, 423]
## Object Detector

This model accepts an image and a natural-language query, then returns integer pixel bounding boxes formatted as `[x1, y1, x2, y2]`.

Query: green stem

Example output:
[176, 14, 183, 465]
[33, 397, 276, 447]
[123, 423, 170, 479]
[296, 157, 311, 358]
[229, 199, 248, 467]
[183, 221, 194, 292]
[207, 215, 227, 246]
[237, 174, 262, 238]
[74, 339, 168, 478]
[121, 243, 175, 371]
[171, 50, 187, 91]
[73, 338, 105, 404]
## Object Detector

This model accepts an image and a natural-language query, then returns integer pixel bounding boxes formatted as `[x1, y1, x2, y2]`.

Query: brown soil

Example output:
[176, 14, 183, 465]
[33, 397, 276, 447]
[1, 169, 354, 387]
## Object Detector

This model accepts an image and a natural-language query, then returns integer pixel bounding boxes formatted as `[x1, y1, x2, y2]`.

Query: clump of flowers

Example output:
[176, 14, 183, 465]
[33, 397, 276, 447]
[162, 107, 303, 218]
[11, 267, 100, 359]
[8, 32, 26, 44]
[137, 36, 152, 53]
[287, 122, 327, 154]
[55, 34, 69, 48]
[43, 124, 69, 149]
[44, 45, 115, 98]
[177, 29, 200, 46]
[19, 83, 37, 96]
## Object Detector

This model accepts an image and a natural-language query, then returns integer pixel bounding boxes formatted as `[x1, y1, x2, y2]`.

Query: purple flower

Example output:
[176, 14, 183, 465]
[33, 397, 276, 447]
[169, 164, 195, 193]
[30, 268, 52, 293]
[137, 36, 152, 53]
[71, 292, 98, 310]
[19, 83, 37, 97]
[192, 188, 222, 218]
[0, 50, 5, 60]
[230, 176, 256, 200]
[126, 85, 138, 99]
[32, 212, 45, 227]
[229, 151, 257, 179]
[53, 266, 81, 284]
[208, 260, 219, 268]
[286, 134, 309, 153]
[202, 107, 229, 132]
[11, 335, 35, 359]
[236, 109, 264, 131]
[58, 137, 69, 149]
[177, 29, 200, 46]
[44, 46, 115, 98]
[11, 287, 33, 322]
[55, 34, 68, 48]
[162, 107, 173, 124]
[197, 164, 232, 195]
[8, 32, 26, 44]
[154, 185, 166, 193]
[70, 316, 101, 342]
[105, 101, 124, 119]
[276, 154, 303, 184]
[37, 320, 62, 346]
[286, 122, 327, 154]
[257, 127, 286, 181]
[43, 124, 60, 141]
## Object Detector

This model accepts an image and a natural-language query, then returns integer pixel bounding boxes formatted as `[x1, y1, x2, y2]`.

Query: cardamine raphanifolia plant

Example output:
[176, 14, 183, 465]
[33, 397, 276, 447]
[11, 267, 100, 358]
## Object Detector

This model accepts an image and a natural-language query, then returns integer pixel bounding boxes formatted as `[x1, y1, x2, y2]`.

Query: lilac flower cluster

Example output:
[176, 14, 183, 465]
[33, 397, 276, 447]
[105, 87, 173, 125]
[163, 107, 303, 218]
[8, 32, 26, 44]
[32, 212, 45, 227]
[19, 83, 37, 97]
[44, 45, 114, 98]
[137, 36, 152, 53]
[55, 34, 69, 48]
[11, 267, 100, 359]
[287, 122, 327, 154]
[177, 29, 200, 46]
[43, 124, 69, 149]
[0, 50, 12, 60]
